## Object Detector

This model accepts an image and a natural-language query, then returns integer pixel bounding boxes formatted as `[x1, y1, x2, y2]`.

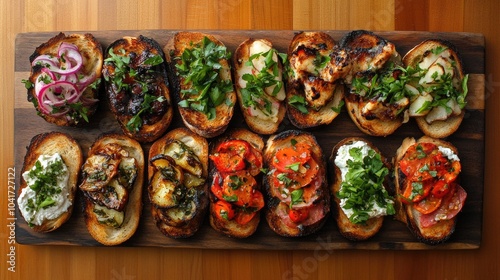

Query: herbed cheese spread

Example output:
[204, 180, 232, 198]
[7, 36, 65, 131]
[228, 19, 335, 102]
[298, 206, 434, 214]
[18, 153, 71, 226]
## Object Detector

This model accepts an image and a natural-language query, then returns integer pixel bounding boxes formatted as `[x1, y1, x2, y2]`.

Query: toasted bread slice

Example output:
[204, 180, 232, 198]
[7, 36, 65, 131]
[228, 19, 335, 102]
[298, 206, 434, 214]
[27, 32, 103, 126]
[329, 137, 393, 241]
[148, 127, 209, 238]
[403, 39, 467, 138]
[208, 128, 265, 238]
[263, 130, 330, 237]
[233, 38, 287, 135]
[286, 32, 345, 129]
[165, 32, 236, 138]
[80, 134, 144, 245]
[103, 36, 173, 143]
[17, 132, 82, 232]
[340, 30, 406, 136]
[394, 136, 467, 244]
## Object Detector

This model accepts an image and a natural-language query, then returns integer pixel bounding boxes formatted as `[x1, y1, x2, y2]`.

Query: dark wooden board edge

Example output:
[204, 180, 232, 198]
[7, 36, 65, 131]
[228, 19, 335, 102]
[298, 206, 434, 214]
[14, 30, 485, 250]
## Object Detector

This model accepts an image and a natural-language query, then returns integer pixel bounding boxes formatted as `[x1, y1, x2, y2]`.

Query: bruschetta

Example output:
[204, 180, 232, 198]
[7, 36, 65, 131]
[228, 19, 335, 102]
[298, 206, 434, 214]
[233, 38, 287, 134]
[286, 32, 348, 129]
[165, 32, 236, 138]
[79, 134, 144, 245]
[208, 128, 265, 238]
[329, 137, 394, 240]
[17, 132, 82, 232]
[148, 127, 209, 238]
[403, 39, 469, 138]
[25, 32, 103, 126]
[340, 30, 408, 136]
[394, 136, 467, 244]
[102, 36, 173, 143]
[263, 130, 330, 237]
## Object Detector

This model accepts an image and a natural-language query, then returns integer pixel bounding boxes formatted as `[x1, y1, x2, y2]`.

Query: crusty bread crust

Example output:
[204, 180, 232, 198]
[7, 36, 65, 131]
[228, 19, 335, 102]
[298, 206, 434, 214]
[263, 130, 330, 237]
[165, 32, 236, 138]
[233, 38, 286, 135]
[286, 32, 344, 129]
[394, 136, 459, 244]
[82, 134, 144, 245]
[208, 128, 265, 238]
[104, 36, 173, 143]
[28, 32, 103, 126]
[18, 132, 82, 232]
[403, 39, 466, 138]
[329, 137, 389, 240]
[148, 127, 209, 238]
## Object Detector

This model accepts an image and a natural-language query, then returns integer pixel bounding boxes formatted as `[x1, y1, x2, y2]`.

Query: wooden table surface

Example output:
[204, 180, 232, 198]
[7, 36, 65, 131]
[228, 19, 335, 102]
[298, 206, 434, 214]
[1, 1, 498, 279]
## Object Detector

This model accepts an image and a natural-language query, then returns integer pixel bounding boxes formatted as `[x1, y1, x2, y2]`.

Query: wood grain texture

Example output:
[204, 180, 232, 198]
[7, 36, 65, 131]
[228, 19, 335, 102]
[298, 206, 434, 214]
[1, 1, 499, 280]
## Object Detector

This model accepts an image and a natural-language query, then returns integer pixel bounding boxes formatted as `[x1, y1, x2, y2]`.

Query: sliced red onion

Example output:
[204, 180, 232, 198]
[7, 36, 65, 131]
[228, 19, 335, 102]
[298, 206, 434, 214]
[52, 46, 82, 74]
[39, 81, 80, 107]
[32, 55, 59, 71]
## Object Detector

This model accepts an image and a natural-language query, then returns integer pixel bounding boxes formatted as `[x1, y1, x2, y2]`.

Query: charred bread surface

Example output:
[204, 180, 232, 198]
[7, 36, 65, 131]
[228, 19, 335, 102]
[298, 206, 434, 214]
[27, 32, 103, 126]
[208, 128, 265, 238]
[286, 32, 346, 129]
[263, 130, 330, 237]
[17, 132, 82, 232]
[329, 137, 394, 241]
[394, 136, 467, 244]
[103, 35, 173, 143]
[165, 32, 236, 138]
[340, 30, 407, 136]
[233, 38, 287, 135]
[148, 127, 209, 238]
[403, 39, 468, 138]
[79, 134, 144, 245]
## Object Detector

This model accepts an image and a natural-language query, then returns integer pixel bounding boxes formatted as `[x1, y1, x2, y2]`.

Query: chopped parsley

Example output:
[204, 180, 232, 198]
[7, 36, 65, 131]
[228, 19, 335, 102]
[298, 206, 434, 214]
[175, 36, 234, 120]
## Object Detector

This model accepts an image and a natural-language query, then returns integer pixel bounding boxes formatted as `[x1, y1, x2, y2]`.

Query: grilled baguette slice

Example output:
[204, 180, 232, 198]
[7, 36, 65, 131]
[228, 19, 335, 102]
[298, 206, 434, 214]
[103, 36, 173, 143]
[287, 32, 345, 129]
[148, 127, 209, 238]
[263, 130, 330, 237]
[329, 137, 392, 241]
[340, 30, 406, 136]
[27, 32, 103, 126]
[233, 38, 287, 135]
[165, 32, 236, 138]
[403, 39, 467, 138]
[80, 134, 144, 245]
[394, 136, 467, 244]
[208, 128, 265, 238]
[18, 132, 82, 232]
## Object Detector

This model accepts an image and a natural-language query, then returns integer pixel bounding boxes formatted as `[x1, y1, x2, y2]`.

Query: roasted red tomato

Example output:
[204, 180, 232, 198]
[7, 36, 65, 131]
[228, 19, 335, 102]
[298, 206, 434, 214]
[214, 200, 235, 221]
[272, 142, 312, 173]
[289, 207, 310, 223]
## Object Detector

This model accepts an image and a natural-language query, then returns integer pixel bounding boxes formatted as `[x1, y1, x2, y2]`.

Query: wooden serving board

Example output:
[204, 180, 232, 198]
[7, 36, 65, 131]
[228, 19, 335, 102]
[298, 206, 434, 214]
[14, 30, 485, 249]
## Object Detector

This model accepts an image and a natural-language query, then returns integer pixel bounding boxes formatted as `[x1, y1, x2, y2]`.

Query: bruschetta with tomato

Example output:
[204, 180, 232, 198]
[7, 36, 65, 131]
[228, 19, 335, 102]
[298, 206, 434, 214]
[233, 38, 287, 134]
[208, 128, 265, 238]
[403, 39, 469, 138]
[103, 36, 173, 142]
[165, 32, 236, 138]
[340, 30, 409, 136]
[79, 134, 144, 245]
[148, 127, 209, 238]
[394, 136, 467, 244]
[25, 32, 103, 126]
[263, 130, 330, 237]
[286, 32, 348, 129]
[329, 137, 394, 240]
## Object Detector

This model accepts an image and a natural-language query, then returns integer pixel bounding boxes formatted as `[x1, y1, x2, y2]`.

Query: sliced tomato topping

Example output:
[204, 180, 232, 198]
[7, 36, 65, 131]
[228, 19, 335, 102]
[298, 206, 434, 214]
[431, 180, 452, 198]
[214, 200, 235, 221]
[234, 211, 256, 225]
[286, 157, 320, 188]
[245, 147, 263, 176]
[210, 152, 246, 173]
[216, 139, 250, 156]
[273, 142, 312, 173]
[402, 180, 432, 203]
[289, 207, 310, 223]
[210, 173, 224, 201]
[413, 194, 442, 214]
[221, 171, 257, 207]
